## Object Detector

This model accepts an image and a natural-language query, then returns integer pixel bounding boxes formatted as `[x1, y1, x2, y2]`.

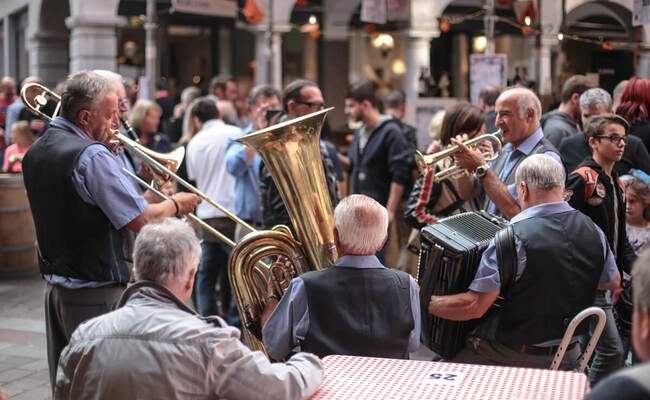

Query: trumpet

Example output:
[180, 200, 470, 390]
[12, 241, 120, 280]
[414, 132, 502, 183]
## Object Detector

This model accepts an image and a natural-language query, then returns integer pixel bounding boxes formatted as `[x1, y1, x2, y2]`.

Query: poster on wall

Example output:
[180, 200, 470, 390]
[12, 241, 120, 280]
[361, 0, 387, 24]
[469, 54, 507, 106]
[633, 0, 650, 26]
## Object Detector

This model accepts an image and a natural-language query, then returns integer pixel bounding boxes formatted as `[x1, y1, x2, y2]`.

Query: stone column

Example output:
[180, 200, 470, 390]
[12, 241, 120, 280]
[218, 25, 232, 75]
[451, 34, 469, 99]
[28, 30, 68, 87]
[348, 30, 366, 85]
[322, 27, 349, 128]
[254, 28, 284, 88]
[404, 33, 432, 99]
[66, 0, 124, 73]
[539, 34, 556, 95]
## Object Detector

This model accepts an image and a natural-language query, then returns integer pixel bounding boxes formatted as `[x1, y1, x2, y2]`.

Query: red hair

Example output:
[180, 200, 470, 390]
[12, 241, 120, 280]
[616, 76, 650, 123]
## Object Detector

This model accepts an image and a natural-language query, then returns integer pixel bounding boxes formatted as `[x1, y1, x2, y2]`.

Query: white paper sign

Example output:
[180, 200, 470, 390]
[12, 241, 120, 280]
[470, 54, 507, 106]
[634, 0, 650, 26]
[171, 0, 237, 18]
[361, 0, 387, 24]
[422, 370, 466, 387]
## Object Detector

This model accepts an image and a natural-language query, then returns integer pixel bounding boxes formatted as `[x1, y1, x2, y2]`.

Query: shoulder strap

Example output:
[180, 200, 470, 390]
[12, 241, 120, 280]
[495, 225, 517, 293]
[573, 166, 599, 199]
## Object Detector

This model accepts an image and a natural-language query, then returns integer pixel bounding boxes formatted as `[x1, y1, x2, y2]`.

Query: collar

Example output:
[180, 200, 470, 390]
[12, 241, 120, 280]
[200, 119, 225, 131]
[333, 254, 385, 269]
[119, 280, 197, 314]
[511, 201, 574, 223]
[505, 127, 544, 155]
[50, 116, 92, 142]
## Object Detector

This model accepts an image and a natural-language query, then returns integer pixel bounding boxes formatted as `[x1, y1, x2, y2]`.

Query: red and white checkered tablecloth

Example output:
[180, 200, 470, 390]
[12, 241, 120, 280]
[310, 355, 590, 400]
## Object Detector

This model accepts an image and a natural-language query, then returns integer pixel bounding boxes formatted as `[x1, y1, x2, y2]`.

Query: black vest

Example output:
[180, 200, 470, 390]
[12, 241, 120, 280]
[300, 266, 413, 359]
[487, 210, 603, 344]
[484, 137, 558, 215]
[22, 126, 130, 283]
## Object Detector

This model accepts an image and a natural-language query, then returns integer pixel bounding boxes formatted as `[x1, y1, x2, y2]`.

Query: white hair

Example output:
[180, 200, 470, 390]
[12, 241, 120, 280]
[510, 88, 542, 122]
[580, 88, 612, 110]
[334, 195, 388, 254]
[515, 154, 564, 191]
[133, 218, 201, 285]
[93, 69, 123, 84]
[634, 249, 650, 309]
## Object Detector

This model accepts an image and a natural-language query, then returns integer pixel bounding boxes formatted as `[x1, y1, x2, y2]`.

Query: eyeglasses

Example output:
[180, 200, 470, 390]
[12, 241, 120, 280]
[596, 135, 627, 144]
[296, 100, 325, 110]
[118, 98, 130, 110]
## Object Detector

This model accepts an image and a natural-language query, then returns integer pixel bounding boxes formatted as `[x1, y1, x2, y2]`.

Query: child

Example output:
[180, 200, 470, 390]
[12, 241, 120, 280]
[2, 121, 35, 172]
[624, 176, 650, 255]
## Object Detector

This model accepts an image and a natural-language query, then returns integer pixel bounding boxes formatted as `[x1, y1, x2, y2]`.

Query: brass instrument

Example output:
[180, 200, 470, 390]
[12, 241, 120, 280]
[414, 132, 502, 183]
[22, 84, 337, 356]
[231, 107, 338, 353]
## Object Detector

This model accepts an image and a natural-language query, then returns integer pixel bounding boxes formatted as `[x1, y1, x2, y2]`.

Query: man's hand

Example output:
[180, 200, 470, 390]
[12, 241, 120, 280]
[450, 138, 486, 173]
[172, 192, 201, 215]
[426, 139, 442, 154]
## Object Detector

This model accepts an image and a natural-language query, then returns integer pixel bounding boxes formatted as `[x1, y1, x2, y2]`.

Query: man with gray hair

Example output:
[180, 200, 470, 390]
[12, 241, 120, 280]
[22, 70, 201, 390]
[429, 154, 620, 368]
[585, 249, 650, 399]
[55, 218, 323, 400]
[454, 87, 561, 219]
[261, 194, 420, 361]
[559, 87, 650, 175]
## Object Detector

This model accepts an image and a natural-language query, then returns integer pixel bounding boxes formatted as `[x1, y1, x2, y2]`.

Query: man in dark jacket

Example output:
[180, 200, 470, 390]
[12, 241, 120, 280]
[567, 114, 636, 384]
[344, 83, 411, 263]
[541, 74, 591, 147]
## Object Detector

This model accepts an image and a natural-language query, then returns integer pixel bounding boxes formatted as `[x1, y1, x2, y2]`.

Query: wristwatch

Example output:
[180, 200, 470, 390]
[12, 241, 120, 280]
[476, 164, 490, 178]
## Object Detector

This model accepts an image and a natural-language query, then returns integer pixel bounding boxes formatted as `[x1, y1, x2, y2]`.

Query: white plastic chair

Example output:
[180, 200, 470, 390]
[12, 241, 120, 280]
[549, 306, 607, 371]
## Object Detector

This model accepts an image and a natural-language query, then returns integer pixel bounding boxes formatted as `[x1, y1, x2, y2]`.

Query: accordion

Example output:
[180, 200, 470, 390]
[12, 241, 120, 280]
[417, 211, 508, 360]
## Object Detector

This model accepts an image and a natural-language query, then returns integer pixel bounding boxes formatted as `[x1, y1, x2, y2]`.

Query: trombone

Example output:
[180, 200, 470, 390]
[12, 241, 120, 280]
[414, 132, 502, 183]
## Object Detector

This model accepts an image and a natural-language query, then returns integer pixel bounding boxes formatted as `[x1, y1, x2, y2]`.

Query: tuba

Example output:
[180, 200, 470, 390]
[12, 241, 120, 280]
[229, 107, 338, 354]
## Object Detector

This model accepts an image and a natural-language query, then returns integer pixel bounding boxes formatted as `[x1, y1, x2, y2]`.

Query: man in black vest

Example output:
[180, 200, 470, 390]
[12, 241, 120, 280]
[21, 70, 200, 391]
[429, 154, 620, 369]
[453, 87, 561, 220]
[261, 194, 420, 360]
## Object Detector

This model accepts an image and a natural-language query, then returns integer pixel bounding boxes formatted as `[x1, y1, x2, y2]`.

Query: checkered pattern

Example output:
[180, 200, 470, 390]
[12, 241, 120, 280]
[311, 355, 590, 399]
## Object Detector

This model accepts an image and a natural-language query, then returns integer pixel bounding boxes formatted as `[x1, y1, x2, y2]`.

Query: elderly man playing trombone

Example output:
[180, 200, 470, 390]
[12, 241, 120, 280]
[21, 70, 200, 391]
[55, 218, 323, 400]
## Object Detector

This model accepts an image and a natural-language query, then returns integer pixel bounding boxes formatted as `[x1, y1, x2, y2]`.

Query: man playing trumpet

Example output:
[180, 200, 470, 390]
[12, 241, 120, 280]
[21, 70, 201, 391]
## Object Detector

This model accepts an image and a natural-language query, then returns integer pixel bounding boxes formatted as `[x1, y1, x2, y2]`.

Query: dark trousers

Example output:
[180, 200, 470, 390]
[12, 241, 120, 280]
[453, 337, 581, 370]
[45, 282, 124, 391]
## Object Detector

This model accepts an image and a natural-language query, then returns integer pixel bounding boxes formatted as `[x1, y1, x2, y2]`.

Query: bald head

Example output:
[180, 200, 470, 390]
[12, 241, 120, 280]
[1, 77, 16, 98]
[495, 88, 542, 147]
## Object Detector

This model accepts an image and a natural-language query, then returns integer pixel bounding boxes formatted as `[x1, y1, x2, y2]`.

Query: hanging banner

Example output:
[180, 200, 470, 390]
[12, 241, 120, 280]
[361, 0, 387, 24]
[387, 0, 409, 21]
[633, 0, 650, 26]
[470, 54, 507, 106]
[171, 0, 237, 18]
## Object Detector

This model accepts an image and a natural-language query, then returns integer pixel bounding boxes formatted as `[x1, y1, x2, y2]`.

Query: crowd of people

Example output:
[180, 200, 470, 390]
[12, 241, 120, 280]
[3, 67, 650, 399]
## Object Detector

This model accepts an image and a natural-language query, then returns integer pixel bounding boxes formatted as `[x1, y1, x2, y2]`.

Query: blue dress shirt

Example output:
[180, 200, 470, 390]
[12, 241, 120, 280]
[224, 124, 262, 224]
[262, 254, 421, 361]
[481, 128, 564, 216]
[469, 201, 619, 294]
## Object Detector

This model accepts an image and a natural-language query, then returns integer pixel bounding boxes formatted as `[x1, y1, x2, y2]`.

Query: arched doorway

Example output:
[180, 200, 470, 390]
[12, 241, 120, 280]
[29, 0, 70, 86]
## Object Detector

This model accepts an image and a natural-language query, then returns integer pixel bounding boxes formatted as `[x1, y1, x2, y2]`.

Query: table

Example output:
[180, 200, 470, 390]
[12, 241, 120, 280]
[310, 355, 590, 399]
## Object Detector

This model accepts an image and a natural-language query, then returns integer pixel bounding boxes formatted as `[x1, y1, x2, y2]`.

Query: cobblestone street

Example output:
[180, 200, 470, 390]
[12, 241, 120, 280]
[0, 274, 50, 400]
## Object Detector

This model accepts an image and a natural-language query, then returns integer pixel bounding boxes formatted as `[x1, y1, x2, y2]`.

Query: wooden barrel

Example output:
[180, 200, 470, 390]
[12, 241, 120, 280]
[0, 173, 38, 278]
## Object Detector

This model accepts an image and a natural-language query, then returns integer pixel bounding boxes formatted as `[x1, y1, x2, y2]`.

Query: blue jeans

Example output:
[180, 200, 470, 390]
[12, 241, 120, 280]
[194, 241, 232, 317]
[587, 291, 624, 384]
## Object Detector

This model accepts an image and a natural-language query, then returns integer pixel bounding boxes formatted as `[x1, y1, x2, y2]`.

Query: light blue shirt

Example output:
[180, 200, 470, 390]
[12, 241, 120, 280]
[482, 128, 564, 215]
[44, 117, 148, 288]
[469, 201, 619, 293]
[262, 254, 421, 361]
[5, 98, 23, 145]
[224, 124, 262, 223]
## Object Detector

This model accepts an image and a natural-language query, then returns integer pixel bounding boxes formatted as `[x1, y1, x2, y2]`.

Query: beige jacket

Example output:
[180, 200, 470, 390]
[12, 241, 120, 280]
[55, 281, 323, 400]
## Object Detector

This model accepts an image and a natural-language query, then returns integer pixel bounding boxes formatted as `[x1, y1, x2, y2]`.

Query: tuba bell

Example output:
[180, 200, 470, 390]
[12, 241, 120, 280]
[229, 108, 338, 355]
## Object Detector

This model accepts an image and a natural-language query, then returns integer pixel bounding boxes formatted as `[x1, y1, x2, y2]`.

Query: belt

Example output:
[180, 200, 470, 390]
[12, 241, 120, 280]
[504, 341, 577, 356]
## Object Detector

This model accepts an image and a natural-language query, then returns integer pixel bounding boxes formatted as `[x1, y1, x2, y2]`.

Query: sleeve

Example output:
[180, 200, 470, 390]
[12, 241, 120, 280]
[262, 278, 310, 361]
[408, 277, 421, 352]
[386, 124, 412, 187]
[225, 139, 250, 178]
[566, 172, 587, 211]
[73, 145, 148, 229]
[595, 224, 621, 284]
[469, 233, 526, 293]
[2, 145, 10, 171]
[212, 337, 323, 400]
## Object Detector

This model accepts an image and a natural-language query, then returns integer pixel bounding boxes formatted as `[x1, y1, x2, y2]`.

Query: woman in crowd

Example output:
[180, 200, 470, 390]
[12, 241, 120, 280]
[129, 99, 172, 154]
[623, 175, 650, 255]
[616, 76, 650, 153]
[174, 98, 200, 193]
[404, 102, 486, 231]
[2, 121, 35, 172]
